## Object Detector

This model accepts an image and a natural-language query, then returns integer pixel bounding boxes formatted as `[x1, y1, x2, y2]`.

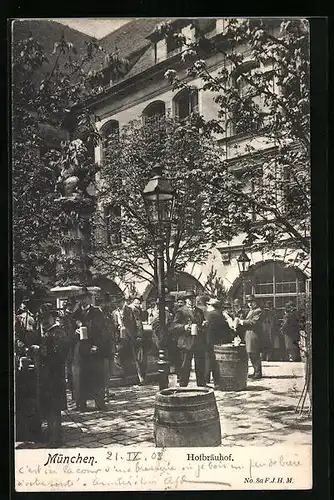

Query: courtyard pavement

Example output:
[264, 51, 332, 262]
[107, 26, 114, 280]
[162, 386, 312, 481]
[16, 362, 312, 449]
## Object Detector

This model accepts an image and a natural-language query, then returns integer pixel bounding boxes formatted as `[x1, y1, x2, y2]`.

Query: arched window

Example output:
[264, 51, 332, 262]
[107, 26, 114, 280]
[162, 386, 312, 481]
[173, 87, 199, 122]
[101, 119, 119, 164]
[142, 101, 166, 125]
[231, 260, 307, 321]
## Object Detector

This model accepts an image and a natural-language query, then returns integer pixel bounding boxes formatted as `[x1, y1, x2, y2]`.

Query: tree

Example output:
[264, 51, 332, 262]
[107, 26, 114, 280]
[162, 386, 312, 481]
[91, 115, 247, 289]
[161, 18, 310, 262]
[203, 266, 228, 303]
[12, 27, 126, 297]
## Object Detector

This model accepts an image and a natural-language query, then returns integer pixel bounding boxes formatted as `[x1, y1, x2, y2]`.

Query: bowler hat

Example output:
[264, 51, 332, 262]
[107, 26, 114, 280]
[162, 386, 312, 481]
[183, 290, 195, 299]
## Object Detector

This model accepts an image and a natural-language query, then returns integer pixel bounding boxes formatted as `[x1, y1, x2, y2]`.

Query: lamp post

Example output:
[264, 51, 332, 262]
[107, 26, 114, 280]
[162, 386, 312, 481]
[142, 165, 175, 390]
[237, 247, 251, 304]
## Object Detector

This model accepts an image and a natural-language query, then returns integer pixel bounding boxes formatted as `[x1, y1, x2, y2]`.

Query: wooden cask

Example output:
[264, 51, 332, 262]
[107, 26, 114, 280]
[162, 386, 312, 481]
[214, 343, 248, 391]
[154, 387, 221, 447]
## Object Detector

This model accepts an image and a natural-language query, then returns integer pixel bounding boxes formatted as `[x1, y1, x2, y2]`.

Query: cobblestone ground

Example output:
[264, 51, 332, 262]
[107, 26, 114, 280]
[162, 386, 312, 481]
[16, 362, 312, 449]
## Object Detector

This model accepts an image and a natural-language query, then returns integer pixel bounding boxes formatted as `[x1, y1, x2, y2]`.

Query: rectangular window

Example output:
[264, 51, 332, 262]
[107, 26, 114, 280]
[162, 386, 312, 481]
[167, 32, 182, 56]
[276, 281, 297, 294]
[175, 89, 199, 122]
[104, 204, 121, 245]
[254, 283, 274, 295]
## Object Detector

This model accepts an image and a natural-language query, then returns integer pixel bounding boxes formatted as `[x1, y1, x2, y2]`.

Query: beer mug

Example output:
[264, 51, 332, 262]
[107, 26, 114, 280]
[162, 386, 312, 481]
[191, 323, 198, 336]
[168, 373, 178, 388]
[79, 326, 88, 340]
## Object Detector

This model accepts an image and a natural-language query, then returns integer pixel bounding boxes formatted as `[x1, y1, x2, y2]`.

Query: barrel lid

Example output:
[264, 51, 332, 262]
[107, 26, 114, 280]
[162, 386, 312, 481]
[157, 387, 214, 400]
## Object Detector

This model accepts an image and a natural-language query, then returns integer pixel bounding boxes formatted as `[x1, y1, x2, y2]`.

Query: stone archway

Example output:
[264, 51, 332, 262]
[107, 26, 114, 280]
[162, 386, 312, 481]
[92, 277, 124, 304]
[229, 259, 309, 322]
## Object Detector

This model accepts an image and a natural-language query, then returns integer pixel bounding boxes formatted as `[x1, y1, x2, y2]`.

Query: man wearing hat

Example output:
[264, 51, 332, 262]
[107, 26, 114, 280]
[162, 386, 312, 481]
[205, 298, 233, 388]
[71, 288, 110, 411]
[172, 291, 206, 387]
[39, 305, 71, 444]
[234, 295, 263, 379]
[281, 302, 301, 361]
[130, 297, 149, 383]
[111, 296, 145, 384]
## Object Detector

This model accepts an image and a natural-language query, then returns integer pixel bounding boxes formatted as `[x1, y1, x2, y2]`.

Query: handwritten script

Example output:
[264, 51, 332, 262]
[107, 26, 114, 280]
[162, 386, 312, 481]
[15, 446, 312, 492]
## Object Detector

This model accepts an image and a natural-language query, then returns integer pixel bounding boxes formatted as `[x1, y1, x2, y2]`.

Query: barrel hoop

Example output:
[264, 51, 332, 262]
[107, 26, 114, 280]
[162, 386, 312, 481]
[155, 399, 216, 407]
[153, 416, 220, 428]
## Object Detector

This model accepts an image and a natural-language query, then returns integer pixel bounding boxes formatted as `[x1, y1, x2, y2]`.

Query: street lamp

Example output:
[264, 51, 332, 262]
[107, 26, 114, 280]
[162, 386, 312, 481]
[142, 165, 175, 390]
[237, 247, 251, 304]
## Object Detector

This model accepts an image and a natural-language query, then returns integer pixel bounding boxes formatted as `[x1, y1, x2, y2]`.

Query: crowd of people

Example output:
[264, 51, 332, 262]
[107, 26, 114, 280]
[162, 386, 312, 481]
[14, 288, 305, 446]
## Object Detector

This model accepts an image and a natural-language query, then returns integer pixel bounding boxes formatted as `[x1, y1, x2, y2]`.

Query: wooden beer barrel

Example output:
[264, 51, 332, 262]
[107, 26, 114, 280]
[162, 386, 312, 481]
[154, 387, 221, 447]
[214, 343, 248, 391]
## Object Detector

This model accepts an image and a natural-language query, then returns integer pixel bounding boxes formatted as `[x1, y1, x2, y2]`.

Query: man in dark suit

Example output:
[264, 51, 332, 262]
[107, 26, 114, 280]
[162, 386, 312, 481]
[172, 291, 206, 387]
[234, 295, 263, 379]
[281, 302, 301, 361]
[205, 298, 233, 388]
[112, 296, 145, 384]
[71, 289, 110, 411]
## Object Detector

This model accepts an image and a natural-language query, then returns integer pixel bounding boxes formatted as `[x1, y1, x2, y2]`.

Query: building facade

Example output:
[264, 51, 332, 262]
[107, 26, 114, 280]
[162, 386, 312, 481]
[13, 18, 311, 323]
[82, 18, 310, 322]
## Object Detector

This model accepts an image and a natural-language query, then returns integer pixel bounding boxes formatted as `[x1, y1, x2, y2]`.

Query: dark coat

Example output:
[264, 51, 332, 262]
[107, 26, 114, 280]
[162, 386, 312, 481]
[71, 305, 108, 402]
[261, 308, 280, 349]
[281, 310, 300, 340]
[206, 309, 232, 346]
[130, 305, 144, 337]
[100, 303, 118, 358]
[39, 323, 70, 415]
[243, 307, 263, 354]
[173, 305, 206, 352]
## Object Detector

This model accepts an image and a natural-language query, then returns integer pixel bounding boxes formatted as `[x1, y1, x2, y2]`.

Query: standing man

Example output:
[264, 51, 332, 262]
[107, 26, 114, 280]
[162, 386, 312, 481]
[39, 306, 70, 445]
[71, 288, 109, 411]
[112, 296, 144, 384]
[234, 295, 263, 380]
[196, 295, 210, 318]
[205, 298, 233, 388]
[15, 300, 42, 442]
[173, 291, 206, 387]
[130, 297, 148, 384]
[281, 302, 301, 362]
[174, 297, 185, 315]
[261, 301, 280, 361]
